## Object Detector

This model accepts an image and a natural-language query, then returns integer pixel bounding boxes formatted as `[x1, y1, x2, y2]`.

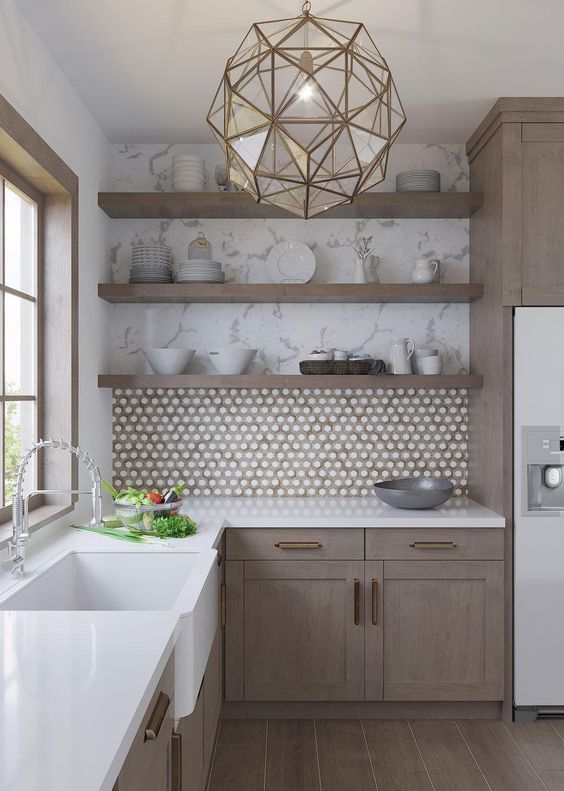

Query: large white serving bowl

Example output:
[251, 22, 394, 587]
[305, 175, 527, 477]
[147, 347, 195, 375]
[208, 347, 257, 375]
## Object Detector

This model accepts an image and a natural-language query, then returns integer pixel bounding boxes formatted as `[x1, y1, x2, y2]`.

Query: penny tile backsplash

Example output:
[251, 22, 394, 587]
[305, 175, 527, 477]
[113, 388, 468, 497]
[109, 142, 470, 497]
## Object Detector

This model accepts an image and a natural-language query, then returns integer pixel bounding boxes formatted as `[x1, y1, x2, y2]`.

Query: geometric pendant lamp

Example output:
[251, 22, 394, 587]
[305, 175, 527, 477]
[207, 1, 406, 218]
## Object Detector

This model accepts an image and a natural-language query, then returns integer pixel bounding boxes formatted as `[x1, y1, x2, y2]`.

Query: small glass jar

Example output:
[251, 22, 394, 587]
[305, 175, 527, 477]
[188, 231, 212, 260]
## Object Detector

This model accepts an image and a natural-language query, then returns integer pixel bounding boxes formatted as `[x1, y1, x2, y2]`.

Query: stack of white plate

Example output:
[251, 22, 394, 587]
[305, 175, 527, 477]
[396, 170, 441, 192]
[175, 259, 225, 283]
[130, 244, 173, 283]
[172, 154, 206, 192]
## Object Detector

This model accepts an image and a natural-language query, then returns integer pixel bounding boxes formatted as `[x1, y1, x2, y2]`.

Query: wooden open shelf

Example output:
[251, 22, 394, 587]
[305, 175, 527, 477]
[98, 191, 483, 220]
[98, 374, 483, 390]
[98, 282, 483, 305]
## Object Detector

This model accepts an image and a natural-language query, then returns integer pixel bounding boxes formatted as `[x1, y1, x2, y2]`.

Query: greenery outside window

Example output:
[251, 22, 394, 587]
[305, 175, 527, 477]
[1, 175, 40, 521]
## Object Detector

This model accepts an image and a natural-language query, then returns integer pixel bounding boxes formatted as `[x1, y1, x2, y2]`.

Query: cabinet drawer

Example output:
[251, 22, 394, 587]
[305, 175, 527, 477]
[118, 653, 174, 789]
[226, 528, 364, 560]
[366, 529, 504, 560]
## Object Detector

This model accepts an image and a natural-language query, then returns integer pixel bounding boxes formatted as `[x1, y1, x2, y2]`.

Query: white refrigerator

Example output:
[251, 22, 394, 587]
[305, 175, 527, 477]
[514, 307, 564, 719]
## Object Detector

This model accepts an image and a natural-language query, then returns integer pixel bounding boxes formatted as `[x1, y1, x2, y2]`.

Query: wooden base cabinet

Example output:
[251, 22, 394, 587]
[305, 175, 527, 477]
[116, 657, 174, 791]
[381, 561, 504, 701]
[225, 559, 365, 701]
[225, 528, 504, 707]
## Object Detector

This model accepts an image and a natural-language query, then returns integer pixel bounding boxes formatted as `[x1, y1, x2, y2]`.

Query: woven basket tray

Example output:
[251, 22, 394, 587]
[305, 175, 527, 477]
[299, 360, 374, 375]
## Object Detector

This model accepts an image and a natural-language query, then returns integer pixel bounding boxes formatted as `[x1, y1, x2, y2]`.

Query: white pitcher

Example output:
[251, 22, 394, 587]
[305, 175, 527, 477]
[412, 258, 440, 284]
[389, 337, 415, 374]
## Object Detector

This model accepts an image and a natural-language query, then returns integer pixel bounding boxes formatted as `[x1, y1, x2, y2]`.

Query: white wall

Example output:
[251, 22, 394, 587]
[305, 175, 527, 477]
[0, 0, 112, 523]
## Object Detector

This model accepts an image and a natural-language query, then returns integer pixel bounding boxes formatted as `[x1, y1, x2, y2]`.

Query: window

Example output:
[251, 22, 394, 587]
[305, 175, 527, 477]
[0, 91, 78, 538]
[1, 176, 40, 520]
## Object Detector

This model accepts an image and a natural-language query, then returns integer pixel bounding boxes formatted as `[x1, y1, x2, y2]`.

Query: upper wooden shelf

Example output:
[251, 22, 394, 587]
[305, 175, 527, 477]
[98, 191, 483, 220]
[98, 282, 483, 305]
[98, 374, 483, 390]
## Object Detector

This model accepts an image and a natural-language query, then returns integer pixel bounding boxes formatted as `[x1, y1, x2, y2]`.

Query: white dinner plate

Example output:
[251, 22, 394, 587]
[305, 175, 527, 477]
[266, 241, 316, 284]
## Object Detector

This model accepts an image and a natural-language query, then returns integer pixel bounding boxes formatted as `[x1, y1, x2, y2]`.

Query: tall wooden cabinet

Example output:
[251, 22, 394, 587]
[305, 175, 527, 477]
[467, 98, 564, 718]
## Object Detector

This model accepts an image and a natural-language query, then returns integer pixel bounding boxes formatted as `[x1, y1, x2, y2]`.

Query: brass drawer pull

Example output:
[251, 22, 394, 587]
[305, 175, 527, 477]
[372, 579, 379, 625]
[409, 541, 457, 549]
[354, 578, 361, 625]
[275, 541, 322, 549]
[144, 691, 170, 741]
[171, 731, 182, 791]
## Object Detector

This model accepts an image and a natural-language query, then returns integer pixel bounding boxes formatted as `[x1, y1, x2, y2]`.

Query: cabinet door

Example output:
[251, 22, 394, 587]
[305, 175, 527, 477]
[364, 561, 384, 700]
[522, 124, 564, 298]
[177, 682, 205, 791]
[203, 628, 222, 769]
[226, 560, 364, 701]
[383, 561, 504, 701]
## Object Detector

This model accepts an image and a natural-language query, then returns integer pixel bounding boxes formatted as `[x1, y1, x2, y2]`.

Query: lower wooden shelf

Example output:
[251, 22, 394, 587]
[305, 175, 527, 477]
[98, 374, 483, 390]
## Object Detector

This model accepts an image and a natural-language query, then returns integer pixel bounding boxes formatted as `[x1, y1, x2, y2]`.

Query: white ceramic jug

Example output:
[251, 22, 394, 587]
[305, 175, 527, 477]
[389, 337, 415, 374]
[412, 258, 439, 284]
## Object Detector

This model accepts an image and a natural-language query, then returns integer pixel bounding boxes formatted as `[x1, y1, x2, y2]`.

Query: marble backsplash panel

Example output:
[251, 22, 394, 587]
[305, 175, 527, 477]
[108, 142, 470, 375]
[108, 144, 470, 496]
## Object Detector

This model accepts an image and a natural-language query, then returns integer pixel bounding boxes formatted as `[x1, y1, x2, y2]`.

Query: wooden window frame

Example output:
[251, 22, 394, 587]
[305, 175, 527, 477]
[0, 93, 78, 534]
[0, 167, 43, 523]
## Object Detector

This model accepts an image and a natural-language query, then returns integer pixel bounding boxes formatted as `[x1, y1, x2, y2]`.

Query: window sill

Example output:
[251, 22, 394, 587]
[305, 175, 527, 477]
[0, 503, 75, 550]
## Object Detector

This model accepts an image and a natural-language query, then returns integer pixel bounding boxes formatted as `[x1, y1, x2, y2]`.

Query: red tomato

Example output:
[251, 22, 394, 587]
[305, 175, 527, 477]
[145, 491, 163, 504]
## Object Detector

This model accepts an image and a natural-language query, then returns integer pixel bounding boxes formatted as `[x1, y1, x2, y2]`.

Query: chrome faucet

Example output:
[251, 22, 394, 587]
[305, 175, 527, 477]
[4, 437, 104, 576]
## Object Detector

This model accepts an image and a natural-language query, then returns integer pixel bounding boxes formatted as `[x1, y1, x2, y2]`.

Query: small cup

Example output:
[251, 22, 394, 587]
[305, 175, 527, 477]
[414, 348, 439, 373]
[420, 355, 443, 375]
[333, 350, 348, 360]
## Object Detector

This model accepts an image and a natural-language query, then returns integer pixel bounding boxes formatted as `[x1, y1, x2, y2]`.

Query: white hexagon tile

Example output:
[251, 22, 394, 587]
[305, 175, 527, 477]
[112, 387, 468, 498]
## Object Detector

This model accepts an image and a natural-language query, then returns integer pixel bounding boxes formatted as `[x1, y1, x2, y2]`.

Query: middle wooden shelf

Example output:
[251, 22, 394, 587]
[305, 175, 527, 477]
[98, 282, 483, 304]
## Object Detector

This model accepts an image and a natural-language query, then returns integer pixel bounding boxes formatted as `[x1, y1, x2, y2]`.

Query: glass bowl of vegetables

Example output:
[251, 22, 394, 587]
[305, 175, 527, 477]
[105, 481, 187, 533]
[113, 499, 181, 532]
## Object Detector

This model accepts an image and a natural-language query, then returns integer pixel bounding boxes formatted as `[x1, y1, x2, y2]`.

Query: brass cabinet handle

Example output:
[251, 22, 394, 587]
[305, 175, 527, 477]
[372, 579, 379, 625]
[221, 583, 226, 627]
[171, 731, 182, 791]
[144, 691, 170, 741]
[409, 541, 457, 549]
[354, 578, 361, 625]
[274, 541, 322, 549]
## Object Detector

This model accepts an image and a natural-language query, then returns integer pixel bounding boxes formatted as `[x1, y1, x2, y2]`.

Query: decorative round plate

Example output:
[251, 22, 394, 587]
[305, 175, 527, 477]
[266, 241, 316, 283]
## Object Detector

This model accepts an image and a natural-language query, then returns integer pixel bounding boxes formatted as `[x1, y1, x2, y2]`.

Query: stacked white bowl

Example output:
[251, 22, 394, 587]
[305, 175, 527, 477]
[172, 155, 206, 192]
[130, 243, 173, 283]
[396, 170, 441, 192]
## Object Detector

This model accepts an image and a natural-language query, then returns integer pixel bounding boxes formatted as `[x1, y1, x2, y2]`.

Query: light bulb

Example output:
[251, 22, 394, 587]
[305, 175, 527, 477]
[298, 82, 315, 101]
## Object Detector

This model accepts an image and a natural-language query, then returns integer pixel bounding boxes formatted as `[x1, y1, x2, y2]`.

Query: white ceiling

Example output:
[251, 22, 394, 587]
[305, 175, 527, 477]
[14, 0, 564, 144]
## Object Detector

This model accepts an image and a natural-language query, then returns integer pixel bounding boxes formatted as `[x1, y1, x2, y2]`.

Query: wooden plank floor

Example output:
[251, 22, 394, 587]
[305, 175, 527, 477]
[207, 720, 564, 791]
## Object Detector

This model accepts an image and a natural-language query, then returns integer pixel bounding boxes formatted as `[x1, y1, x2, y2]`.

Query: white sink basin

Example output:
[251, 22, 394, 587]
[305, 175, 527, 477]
[0, 548, 219, 718]
[1, 551, 201, 611]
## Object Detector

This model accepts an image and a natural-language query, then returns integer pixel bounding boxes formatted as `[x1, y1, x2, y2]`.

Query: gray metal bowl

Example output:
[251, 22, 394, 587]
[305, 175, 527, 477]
[373, 477, 454, 509]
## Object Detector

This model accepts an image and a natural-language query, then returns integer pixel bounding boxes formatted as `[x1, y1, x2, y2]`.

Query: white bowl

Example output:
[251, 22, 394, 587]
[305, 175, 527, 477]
[147, 348, 195, 375]
[308, 351, 333, 361]
[207, 347, 257, 375]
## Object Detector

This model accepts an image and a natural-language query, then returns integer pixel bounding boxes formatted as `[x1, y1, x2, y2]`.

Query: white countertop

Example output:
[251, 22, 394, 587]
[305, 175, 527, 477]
[0, 495, 504, 791]
[183, 495, 505, 531]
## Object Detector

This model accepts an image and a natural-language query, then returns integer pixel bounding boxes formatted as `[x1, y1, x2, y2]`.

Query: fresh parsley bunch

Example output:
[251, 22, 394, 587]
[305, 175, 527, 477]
[151, 514, 198, 538]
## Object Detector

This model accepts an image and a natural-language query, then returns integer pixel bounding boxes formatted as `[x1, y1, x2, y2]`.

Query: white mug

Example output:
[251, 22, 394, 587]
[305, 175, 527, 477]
[420, 355, 443, 374]
[414, 348, 438, 373]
